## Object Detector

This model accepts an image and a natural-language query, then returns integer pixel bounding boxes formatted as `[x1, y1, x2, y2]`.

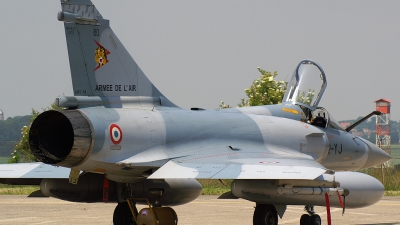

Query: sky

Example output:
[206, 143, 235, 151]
[0, 1, 400, 121]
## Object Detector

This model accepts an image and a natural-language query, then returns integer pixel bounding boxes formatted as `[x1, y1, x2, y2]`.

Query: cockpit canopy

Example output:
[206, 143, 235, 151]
[281, 60, 343, 130]
[282, 60, 327, 111]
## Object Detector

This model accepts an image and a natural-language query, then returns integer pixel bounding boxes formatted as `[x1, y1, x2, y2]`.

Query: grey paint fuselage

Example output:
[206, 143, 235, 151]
[74, 103, 371, 181]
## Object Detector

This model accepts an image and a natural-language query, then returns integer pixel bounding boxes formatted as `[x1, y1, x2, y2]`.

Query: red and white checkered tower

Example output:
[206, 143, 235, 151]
[375, 99, 391, 154]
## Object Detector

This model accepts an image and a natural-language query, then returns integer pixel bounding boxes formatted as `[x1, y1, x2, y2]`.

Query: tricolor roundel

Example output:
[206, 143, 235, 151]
[110, 124, 123, 145]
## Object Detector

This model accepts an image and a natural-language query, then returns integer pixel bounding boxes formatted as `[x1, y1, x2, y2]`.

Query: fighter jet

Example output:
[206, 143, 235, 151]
[0, 1, 391, 225]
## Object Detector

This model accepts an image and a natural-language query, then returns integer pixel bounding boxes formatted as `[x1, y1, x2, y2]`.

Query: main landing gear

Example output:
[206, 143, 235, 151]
[113, 201, 137, 225]
[253, 204, 278, 225]
[113, 184, 178, 225]
[300, 205, 321, 225]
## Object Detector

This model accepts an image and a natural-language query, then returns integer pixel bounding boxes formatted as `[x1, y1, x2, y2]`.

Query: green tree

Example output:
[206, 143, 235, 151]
[0, 115, 31, 156]
[220, 67, 287, 108]
[8, 104, 63, 163]
[218, 101, 231, 109]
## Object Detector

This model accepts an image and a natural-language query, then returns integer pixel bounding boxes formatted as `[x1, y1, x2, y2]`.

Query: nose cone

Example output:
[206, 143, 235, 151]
[361, 140, 391, 169]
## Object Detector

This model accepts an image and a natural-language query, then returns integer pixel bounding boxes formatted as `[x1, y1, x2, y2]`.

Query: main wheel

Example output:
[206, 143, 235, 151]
[300, 214, 310, 225]
[253, 204, 278, 225]
[113, 202, 136, 225]
[310, 214, 321, 225]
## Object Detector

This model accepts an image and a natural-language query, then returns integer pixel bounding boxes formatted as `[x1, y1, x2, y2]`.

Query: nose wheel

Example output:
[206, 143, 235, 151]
[300, 214, 321, 225]
[300, 206, 321, 225]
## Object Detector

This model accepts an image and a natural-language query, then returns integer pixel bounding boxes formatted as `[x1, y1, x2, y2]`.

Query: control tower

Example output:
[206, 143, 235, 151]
[375, 99, 391, 154]
[0, 109, 3, 121]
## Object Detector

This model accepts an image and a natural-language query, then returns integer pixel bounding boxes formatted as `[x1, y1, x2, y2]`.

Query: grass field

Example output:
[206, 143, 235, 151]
[0, 184, 39, 195]
[198, 179, 232, 195]
[0, 156, 9, 164]
[389, 144, 400, 167]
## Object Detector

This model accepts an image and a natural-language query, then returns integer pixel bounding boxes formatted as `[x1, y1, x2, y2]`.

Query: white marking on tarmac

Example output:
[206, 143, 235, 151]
[32, 221, 55, 225]
[346, 212, 376, 216]
[0, 217, 37, 222]
[285, 209, 307, 214]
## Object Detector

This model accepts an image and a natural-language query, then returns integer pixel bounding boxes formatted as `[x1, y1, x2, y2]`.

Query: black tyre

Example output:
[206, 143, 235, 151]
[300, 214, 310, 225]
[253, 204, 278, 225]
[113, 202, 136, 225]
[310, 214, 321, 225]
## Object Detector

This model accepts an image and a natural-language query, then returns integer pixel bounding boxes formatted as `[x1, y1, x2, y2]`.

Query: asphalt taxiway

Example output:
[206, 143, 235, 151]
[1, 195, 399, 225]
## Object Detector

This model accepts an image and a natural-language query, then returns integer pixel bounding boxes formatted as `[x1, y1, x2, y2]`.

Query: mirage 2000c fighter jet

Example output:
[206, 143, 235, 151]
[0, 1, 391, 225]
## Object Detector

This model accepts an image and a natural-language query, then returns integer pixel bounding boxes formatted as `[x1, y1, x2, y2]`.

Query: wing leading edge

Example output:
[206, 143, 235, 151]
[148, 159, 327, 180]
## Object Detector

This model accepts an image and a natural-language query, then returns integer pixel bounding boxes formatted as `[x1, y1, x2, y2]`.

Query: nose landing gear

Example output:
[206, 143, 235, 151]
[300, 205, 321, 225]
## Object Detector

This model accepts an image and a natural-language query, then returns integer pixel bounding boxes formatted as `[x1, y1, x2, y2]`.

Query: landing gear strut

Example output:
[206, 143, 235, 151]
[300, 205, 321, 225]
[113, 185, 137, 225]
[253, 204, 278, 225]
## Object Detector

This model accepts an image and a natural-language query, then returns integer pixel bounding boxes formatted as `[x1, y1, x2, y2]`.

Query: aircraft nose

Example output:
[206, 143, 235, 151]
[361, 141, 391, 169]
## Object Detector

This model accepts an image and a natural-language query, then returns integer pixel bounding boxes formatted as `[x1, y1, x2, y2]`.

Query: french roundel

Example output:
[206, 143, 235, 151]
[110, 124, 123, 145]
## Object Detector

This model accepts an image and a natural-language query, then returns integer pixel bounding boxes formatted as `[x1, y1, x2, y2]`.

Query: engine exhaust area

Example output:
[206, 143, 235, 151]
[29, 110, 93, 167]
